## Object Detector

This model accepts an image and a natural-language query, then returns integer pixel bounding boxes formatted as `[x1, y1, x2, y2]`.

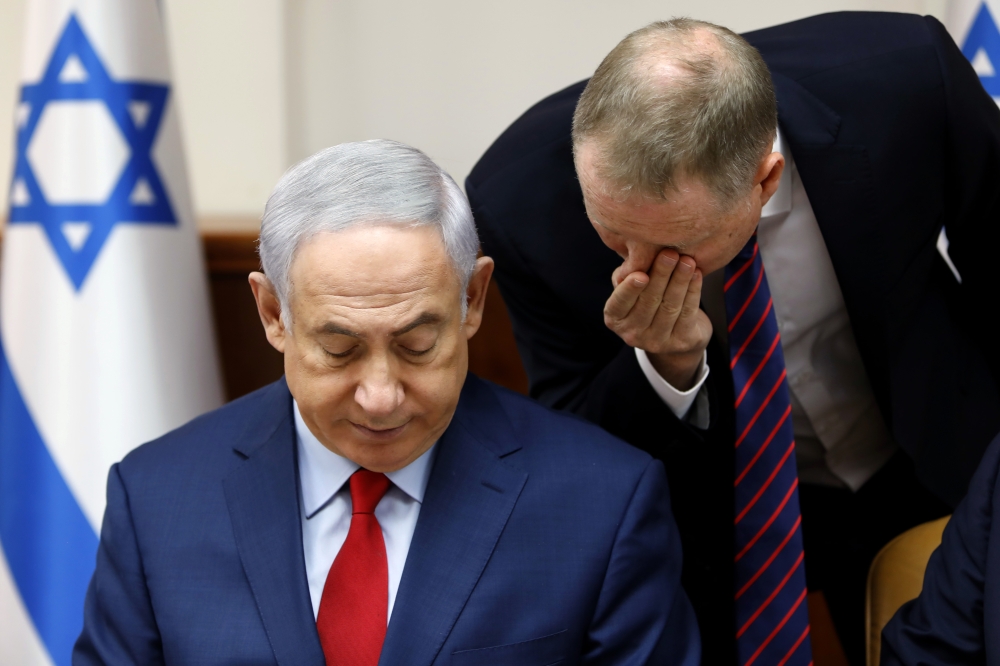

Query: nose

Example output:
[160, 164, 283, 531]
[354, 355, 404, 421]
[615, 241, 663, 285]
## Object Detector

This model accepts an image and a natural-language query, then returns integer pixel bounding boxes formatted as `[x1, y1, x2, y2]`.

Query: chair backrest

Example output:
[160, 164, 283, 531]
[865, 516, 950, 666]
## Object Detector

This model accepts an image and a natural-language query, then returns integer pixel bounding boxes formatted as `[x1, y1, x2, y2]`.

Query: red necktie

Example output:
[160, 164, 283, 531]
[316, 470, 392, 666]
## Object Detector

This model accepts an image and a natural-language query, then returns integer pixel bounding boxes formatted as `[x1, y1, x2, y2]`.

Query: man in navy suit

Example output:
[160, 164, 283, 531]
[880, 430, 1000, 664]
[73, 140, 699, 665]
[466, 13, 1000, 664]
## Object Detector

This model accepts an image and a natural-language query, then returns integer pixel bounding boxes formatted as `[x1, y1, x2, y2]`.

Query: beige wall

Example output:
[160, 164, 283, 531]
[0, 0, 946, 230]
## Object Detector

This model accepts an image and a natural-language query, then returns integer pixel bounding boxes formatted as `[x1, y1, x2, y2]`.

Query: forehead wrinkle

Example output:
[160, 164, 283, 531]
[313, 286, 437, 312]
[307, 291, 443, 340]
[585, 184, 709, 254]
[314, 308, 445, 339]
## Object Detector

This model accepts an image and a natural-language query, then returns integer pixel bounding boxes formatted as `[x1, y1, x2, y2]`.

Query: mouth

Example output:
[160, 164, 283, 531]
[350, 421, 409, 441]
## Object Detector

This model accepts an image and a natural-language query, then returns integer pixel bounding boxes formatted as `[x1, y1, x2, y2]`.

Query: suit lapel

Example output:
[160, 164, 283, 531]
[223, 382, 326, 666]
[773, 71, 891, 408]
[379, 377, 528, 666]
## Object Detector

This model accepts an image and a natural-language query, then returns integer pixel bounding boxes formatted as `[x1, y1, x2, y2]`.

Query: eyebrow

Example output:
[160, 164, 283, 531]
[319, 323, 359, 337]
[391, 312, 443, 336]
[316, 312, 443, 339]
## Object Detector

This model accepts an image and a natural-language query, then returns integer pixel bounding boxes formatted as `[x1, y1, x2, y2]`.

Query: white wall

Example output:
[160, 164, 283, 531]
[0, 0, 27, 220]
[162, 0, 287, 219]
[0, 0, 946, 230]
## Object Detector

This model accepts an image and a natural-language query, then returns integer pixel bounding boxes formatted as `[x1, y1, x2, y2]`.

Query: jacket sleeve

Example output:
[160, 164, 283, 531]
[927, 15, 1000, 385]
[879, 432, 1000, 664]
[583, 459, 701, 666]
[73, 464, 164, 666]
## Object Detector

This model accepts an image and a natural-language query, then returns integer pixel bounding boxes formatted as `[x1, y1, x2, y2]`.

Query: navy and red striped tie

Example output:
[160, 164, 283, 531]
[725, 234, 813, 666]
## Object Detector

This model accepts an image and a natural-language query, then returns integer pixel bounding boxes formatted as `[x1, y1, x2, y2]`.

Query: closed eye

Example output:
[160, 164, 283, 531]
[324, 346, 357, 359]
[400, 343, 435, 356]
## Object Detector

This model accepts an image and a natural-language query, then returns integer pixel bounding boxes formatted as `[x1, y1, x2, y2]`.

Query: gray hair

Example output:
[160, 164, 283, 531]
[258, 139, 480, 319]
[572, 18, 777, 209]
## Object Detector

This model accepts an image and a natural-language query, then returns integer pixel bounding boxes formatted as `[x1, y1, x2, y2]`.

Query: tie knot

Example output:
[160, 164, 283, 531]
[349, 469, 391, 514]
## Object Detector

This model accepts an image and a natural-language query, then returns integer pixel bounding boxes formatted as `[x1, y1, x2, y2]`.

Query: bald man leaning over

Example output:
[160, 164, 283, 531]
[73, 140, 699, 666]
[467, 14, 1000, 665]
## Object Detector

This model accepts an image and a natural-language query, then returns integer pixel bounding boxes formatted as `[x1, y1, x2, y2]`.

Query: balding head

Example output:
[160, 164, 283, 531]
[572, 18, 776, 210]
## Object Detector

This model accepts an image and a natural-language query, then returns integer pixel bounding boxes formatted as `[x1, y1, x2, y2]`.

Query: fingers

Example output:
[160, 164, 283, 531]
[603, 248, 712, 364]
[628, 250, 680, 329]
[611, 263, 626, 288]
[647, 256, 695, 334]
[604, 271, 649, 322]
[677, 268, 703, 324]
[605, 249, 701, 351]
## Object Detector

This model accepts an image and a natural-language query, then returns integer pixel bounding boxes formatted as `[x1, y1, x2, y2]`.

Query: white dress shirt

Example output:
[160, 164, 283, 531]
[295, 402, 436, 621]
[637, 128, 896, 490]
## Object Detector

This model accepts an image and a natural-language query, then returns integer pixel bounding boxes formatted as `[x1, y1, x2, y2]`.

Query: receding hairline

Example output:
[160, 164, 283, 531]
[571, 18, 777, 208]
[632, 23, 730, 69]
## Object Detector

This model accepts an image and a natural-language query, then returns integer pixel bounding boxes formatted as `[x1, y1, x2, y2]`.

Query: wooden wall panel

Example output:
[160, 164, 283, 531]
[203, 233, 285, 401]
[203, 233, 528, 401]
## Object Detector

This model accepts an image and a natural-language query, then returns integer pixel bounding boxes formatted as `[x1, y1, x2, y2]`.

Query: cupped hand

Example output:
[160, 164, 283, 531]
[604, 249, 713, 390]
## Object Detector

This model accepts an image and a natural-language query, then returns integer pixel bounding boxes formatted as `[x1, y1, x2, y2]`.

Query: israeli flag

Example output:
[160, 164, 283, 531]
[0, 2, 223, 664]
[947, 0, 1000, 102]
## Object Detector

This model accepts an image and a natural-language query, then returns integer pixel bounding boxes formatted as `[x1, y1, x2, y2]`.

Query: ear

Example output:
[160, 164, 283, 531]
[462, 256, 495, 340]
[755, 151, 785, 209]
[249, 272, 288, 353]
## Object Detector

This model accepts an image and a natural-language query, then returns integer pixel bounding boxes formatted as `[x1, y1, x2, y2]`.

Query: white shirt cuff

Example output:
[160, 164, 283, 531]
[635, 348, 710, 422]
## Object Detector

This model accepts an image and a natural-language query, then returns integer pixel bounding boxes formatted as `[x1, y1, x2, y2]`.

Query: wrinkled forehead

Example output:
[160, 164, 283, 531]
[287, 225, 462, 317]
[580, 171, 719, 251]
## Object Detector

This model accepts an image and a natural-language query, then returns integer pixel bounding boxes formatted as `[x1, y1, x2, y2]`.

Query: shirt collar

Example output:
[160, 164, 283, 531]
[294, 401, 437, 519]
[760, 126, 793, 220]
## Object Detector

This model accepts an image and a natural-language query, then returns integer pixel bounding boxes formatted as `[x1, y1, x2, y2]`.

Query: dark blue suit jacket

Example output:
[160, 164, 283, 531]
[881, 431, 1000, 664]
[73, 374, 699, 665]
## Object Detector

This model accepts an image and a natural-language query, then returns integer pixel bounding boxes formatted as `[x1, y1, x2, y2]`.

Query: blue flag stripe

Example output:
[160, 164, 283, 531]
[0, 337, 99, 666]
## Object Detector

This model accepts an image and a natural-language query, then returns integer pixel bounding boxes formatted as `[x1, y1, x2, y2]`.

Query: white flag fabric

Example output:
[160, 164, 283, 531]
[0, 2, 224, 664]
[947, 0, 1000, 101]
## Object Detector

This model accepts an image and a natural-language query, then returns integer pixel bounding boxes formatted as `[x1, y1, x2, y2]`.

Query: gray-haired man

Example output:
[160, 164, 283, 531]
[467, 14, 1000, 665]
[74, 140, 700, 665]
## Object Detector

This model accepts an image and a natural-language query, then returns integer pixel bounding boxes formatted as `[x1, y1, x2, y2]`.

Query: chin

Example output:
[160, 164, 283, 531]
[353, 443, 419, 473]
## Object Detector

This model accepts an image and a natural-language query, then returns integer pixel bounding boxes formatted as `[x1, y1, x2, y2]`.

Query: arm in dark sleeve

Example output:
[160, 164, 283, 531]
[73, 464, 163, 666]
[880, 432, 1000, 664]
[584, 459, 701, 666]
[927, 15, 1000, 384]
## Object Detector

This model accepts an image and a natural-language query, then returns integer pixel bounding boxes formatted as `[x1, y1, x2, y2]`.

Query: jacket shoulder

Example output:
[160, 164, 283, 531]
[117, 379, 290, 480]
[466, 80, 585, 196]
[473, 376, 654, 475]
[747, 12, 941, 80]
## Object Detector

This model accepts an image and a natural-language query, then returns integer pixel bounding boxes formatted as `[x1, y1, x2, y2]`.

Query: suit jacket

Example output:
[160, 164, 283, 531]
[73, 374, 699, 666]
[880, 431, 1000, 664]
[465, 11, 1000, 663]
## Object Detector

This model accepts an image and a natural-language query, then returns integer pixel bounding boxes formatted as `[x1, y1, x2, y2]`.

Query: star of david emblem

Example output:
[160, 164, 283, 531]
[963, 2, 1000, 97]
[7, 14, 176, 290]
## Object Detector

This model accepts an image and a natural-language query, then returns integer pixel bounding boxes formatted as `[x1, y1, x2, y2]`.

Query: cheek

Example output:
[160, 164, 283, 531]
[402, 342, 467, 411]
[291, 372, 354, 421]
[283, 344, 353, 414]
